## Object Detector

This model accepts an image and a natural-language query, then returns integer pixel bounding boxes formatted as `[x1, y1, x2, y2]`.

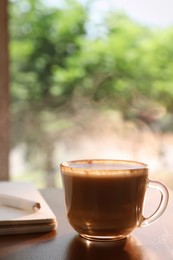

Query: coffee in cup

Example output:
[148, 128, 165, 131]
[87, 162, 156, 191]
[60, 159, 169, 241]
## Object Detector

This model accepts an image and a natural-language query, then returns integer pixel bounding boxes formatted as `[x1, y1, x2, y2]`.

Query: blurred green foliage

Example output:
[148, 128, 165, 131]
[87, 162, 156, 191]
[10, 0, 173, 112]
[10, 0, 87, 106]
[9, 0, 173, 176]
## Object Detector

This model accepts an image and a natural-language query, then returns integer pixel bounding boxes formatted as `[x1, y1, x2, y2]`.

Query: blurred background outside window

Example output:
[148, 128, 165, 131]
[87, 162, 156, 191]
[7, 0, 173, 189]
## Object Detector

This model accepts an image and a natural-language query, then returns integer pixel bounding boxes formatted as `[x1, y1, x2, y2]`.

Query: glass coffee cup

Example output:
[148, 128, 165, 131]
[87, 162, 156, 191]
[60, 159, 169, 241]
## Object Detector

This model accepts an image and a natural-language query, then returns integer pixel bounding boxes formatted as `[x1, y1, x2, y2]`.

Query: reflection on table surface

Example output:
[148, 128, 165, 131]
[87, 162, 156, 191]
[65, 234, 159, 260]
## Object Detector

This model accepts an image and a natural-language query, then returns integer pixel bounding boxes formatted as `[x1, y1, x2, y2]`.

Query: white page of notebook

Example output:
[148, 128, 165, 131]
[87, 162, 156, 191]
[0, 182, 56, 224]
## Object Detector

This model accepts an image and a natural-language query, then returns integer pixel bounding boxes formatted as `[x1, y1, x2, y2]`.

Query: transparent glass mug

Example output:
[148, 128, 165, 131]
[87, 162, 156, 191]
[60, 159, 169, 242]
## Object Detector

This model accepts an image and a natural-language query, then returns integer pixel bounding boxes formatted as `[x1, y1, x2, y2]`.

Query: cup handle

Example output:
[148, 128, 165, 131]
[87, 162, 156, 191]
[139, 180, 169, 227]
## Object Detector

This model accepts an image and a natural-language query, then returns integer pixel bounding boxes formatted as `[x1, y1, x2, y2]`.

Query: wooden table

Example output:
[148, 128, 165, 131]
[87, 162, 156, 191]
[0, 187, 172, 259]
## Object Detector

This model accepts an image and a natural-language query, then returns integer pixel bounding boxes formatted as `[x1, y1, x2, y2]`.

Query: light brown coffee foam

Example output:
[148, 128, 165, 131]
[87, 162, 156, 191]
[61, 162, 148, 177]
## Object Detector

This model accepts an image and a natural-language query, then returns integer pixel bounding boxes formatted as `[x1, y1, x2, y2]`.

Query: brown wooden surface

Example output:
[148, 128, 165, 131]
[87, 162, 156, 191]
[0, 187, 172, 259]
[0, 0, 10, 180]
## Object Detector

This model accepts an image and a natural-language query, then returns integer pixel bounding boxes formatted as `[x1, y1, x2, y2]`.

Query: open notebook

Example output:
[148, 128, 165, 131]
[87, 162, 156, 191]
[0, 182, 57, 235]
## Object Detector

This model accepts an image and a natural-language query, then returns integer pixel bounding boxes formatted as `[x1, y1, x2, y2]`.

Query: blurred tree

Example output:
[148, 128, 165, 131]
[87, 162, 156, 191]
[10, 0, 87, 107]
[10, 0, 88, 179]
[9, 0, 173, 183]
